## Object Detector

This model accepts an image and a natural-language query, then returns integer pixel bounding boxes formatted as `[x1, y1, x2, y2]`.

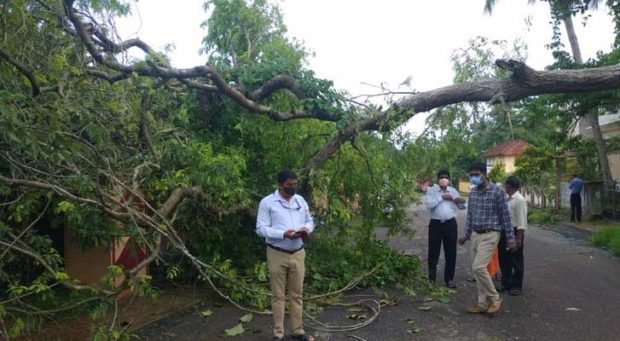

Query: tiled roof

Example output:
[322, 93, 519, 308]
[484, 140, 529, 157]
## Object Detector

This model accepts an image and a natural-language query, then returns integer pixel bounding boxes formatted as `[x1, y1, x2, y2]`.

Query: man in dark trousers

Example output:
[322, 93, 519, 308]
[498, 176, 528, 296]
[569, 174, 584, 222]
[425, 169, 466, 288]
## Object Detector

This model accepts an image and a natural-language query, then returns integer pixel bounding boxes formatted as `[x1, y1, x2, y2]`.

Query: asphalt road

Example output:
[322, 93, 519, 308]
[138, 204, 620, 341]
[369, 204, 620, 341]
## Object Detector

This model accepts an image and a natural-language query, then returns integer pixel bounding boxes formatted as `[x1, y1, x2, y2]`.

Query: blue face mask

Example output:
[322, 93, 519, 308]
[470, 175, 483, 185]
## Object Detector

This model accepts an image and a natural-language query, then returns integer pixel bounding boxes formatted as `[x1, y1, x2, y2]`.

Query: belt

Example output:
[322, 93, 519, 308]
[267, 243, 303, 254]
[474, 228, 497, 234]
[431, 217, 456, 224]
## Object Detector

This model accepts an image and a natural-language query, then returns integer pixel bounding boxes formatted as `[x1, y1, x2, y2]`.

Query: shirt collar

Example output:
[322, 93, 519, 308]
[508, 190, 524, 199]
[273, 189, 295, 202]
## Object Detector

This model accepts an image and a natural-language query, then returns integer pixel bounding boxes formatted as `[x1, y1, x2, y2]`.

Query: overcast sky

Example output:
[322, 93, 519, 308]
[116, 0, 616, 133]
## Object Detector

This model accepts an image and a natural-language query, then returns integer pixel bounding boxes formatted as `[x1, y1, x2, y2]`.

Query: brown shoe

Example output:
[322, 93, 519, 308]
[487, 299, 502, 314]
[466, 304, 487, 314]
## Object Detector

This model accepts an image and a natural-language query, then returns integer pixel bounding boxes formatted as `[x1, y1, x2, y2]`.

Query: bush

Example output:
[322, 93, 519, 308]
[589, 227, 620, 256]
[528, 208, 557, 225]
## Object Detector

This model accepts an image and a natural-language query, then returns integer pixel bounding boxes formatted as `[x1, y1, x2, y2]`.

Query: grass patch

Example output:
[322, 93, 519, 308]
[589, 227, 620, 256]
[586, 220, 620, 232]
[528, 207, 558, 225]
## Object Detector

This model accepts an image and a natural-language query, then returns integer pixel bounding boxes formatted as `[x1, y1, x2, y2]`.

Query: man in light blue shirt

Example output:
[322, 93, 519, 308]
[256, 170, 314, 341]
[425, 169, 466, 288]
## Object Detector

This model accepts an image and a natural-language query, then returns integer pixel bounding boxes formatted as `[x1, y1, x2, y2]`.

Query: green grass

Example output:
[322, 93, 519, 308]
[527, 207, 558, 225]
[589, 227, 620, 256]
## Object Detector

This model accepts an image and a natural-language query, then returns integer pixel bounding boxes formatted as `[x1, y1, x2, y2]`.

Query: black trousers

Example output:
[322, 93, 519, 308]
[498, 228, 524, 290]
[428, 218, 457, 284]
[570, 193, 582, 222]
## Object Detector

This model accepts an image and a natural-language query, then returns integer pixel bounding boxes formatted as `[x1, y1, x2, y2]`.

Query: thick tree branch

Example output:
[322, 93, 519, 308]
[62, 3, 339, 122]
[249, 75, 305, 101]
[158, 186, 203, 219]
[138, 94, 162, 163]
[61, 2, 620, 181]
[303, 59, 620, 177]
[86, 69, 132, 83]
[0, 48, 40, 96]
[92, 29, 156, 55]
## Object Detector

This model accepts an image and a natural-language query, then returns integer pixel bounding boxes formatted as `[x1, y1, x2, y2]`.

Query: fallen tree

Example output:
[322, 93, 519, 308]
[2, 0, 620, 338]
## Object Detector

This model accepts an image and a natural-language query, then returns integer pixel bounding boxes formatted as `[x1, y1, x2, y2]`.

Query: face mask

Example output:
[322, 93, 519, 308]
[283, 186, 296, 196]
[470, 175, 483, 186]
[438, 178, 450, 187]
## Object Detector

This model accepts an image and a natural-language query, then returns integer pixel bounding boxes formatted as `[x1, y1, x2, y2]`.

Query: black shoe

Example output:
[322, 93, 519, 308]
[272, 337, 283, 341]
[509, 288, 522, 296]
[291, 334, 314, 341]
[446, 280, 457, 288]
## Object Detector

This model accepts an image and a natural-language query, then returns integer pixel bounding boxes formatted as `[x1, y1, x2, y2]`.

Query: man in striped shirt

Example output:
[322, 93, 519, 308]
[458, 162, 516, 314]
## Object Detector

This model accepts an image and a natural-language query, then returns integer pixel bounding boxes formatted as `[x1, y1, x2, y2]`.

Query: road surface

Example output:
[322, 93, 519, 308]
[138, 204, 620, 340]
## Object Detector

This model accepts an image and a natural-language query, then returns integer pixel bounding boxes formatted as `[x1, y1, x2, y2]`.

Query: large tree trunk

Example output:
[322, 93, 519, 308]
[563, 14, 613, 183]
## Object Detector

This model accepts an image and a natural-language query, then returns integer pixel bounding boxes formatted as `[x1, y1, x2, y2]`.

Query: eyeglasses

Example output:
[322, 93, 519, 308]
[469, 173, 482, 177]
[278, 198, 302, 211]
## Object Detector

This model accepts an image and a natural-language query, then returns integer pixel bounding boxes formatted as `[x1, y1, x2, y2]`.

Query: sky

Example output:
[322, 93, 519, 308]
[116, 0, 616, 134]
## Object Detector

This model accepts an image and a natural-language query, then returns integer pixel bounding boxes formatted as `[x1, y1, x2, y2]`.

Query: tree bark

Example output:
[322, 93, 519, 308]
[563, 13, 613, 183]
[563, 15, 583, 64]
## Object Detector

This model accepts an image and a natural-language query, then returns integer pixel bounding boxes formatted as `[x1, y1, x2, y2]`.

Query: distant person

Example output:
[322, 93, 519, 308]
[256, 170, 315, 341]
[569, 174, 584, 223]
[425, 169, 466, 288]
[497, 176, 528, 296]
[458, 162, 516, 314]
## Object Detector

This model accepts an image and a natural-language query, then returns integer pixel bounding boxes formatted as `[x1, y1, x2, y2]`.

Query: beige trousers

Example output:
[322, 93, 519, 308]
[471, 231, 501, 308]
[267, 247, 305, 338]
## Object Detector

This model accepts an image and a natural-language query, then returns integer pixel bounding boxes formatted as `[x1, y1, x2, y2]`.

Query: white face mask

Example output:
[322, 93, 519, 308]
[438, 178, 450, 187]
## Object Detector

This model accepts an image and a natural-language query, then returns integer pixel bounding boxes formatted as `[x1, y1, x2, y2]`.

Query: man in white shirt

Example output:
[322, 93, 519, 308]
[256, 170, 315, 341]
[425, 169, 466, 288]
[498, 176, 528, 296]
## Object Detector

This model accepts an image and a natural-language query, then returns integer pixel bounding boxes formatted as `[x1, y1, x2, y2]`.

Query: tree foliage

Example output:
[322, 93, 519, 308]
[0, 0, 424, 337]
[3, 0, 620, 338]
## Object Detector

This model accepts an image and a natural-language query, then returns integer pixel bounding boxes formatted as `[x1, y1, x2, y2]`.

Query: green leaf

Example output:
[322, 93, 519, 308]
[9, 318, 24, 338]
[54, 201, 76, 214]
[224, 323, 245, 336]
[410, 326, 422, 333]
[406, 317, 423, 334]
[200, 309, 213, 317]
[239, 313, 253, 323]
[417, 305, 432, 311]
[437, 296, 451, 304]
[55, 272, 70, 281]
